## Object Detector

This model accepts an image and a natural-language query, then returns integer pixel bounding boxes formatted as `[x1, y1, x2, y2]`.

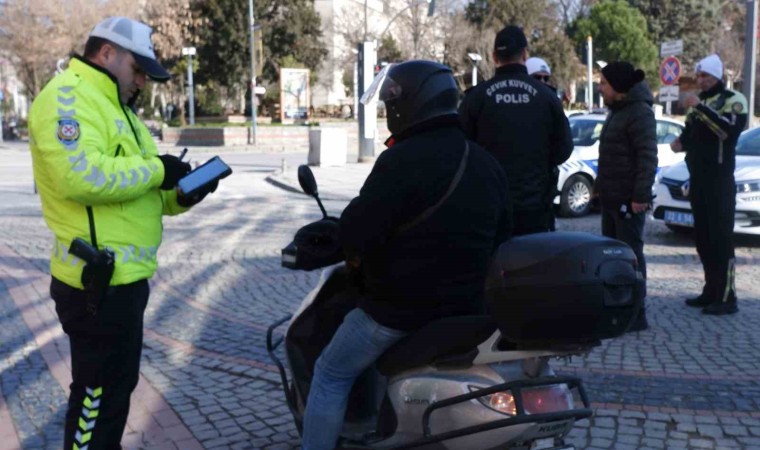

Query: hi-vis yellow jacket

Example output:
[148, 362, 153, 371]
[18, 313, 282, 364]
[29, 56, 187, 289]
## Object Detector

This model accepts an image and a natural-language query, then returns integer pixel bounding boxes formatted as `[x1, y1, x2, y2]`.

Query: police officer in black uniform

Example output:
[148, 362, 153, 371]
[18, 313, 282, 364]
[671, 54, 746, 315]
[459, 25, 573, 235]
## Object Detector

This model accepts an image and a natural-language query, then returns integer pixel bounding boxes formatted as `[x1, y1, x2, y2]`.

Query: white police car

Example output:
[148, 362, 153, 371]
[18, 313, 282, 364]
[652, 126, 760, 235]
[556, 114, 685, 217]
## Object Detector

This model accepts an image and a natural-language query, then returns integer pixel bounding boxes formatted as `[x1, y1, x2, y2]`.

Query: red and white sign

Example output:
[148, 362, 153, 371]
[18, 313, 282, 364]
[660, 56, 681, 86]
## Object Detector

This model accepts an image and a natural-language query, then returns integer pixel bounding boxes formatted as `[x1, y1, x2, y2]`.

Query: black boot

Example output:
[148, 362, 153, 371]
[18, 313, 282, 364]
[685, 295, 712, 307]
[702, 299, 738, 315]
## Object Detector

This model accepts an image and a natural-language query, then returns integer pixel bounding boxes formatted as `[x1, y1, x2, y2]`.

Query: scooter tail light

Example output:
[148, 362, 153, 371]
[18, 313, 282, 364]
[468, 386, 517, 416]
[489, 391, 517, 415]
[522, 384, 574, 415]
[469, 383, 573, 416]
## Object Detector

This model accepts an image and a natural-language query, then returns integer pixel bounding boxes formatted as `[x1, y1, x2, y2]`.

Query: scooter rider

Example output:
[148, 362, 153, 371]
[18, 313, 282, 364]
[301, 60, 512, 450]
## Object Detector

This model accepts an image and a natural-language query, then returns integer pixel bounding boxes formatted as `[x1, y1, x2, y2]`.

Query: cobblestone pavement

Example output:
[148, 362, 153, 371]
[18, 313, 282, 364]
[1, 143, 759, 449]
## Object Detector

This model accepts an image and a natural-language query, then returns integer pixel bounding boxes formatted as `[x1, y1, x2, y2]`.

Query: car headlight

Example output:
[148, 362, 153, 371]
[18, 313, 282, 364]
[736, 180, 760, 193]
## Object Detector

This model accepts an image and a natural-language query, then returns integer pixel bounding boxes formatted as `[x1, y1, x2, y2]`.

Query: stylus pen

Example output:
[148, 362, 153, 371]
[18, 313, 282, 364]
[179, 148, 188, 161]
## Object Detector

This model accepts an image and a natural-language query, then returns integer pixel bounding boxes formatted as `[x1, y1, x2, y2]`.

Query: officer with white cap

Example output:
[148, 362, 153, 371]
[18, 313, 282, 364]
[671, 53, 746, 315]
[526, 57, 552, 85]
[28, 17, 217, 449]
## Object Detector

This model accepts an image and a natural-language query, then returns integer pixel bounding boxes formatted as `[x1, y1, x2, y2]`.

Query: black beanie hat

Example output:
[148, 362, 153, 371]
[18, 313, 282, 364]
[601, 61, 645, 93]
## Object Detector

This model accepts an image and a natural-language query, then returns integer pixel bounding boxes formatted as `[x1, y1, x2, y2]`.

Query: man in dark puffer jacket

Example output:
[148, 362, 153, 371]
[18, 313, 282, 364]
[594, 61, 658, 332]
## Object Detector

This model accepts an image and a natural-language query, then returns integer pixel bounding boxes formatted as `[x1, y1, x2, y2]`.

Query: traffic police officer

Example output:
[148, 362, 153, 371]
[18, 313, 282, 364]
[459, 26, 572, 235]
[671, 54, 746, 315]
[29, 17, 213, 448]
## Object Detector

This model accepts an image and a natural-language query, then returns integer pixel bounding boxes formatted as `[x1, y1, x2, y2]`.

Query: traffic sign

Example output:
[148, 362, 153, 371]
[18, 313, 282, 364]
[660, 39, 683, 57]
[660, 85, 680, 102]
[660, 56, 681, 86]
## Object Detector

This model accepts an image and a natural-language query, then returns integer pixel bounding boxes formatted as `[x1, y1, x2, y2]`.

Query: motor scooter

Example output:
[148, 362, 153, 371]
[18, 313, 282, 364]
[267, 165, 643, 450]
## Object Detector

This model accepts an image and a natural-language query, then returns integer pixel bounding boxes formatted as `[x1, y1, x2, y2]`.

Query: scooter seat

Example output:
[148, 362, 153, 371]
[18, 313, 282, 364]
[376, 315, 496, 377]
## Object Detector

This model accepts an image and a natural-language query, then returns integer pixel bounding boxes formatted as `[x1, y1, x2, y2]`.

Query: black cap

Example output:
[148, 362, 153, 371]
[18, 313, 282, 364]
[601, 61, 645, 93]
[494, 25, 528, 57]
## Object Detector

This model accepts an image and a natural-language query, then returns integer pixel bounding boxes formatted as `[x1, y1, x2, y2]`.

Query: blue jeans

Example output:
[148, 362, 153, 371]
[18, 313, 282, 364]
[301, 308, 407, 450]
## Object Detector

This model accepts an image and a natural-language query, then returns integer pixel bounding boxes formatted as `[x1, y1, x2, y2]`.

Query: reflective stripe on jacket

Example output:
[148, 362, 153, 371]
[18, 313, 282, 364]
[29, 56, 187, 288]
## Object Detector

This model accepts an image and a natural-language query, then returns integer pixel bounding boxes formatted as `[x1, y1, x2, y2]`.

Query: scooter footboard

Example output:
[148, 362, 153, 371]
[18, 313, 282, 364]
[396, 376, 592, 450]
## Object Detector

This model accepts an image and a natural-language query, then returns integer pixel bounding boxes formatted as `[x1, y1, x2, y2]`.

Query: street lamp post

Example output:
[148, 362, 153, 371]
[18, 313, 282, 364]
[181, 47, 196, 126]
[744, 0, 758, 127]
[248, 0, 258, 145]
[467, 53, 481, 87]
[586, 36, 593, 110]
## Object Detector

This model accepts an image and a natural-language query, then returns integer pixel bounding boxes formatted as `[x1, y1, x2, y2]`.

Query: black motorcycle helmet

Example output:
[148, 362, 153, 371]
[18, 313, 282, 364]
[377, 60, 458, 136]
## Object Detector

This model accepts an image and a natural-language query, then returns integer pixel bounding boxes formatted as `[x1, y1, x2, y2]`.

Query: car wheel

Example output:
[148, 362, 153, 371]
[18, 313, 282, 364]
[559, 174, 592, 217]
[666, 224, 693, 234]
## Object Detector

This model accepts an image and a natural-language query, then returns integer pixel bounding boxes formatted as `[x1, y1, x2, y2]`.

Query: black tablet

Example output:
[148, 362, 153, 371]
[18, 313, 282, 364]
[178, 156, 232, 196]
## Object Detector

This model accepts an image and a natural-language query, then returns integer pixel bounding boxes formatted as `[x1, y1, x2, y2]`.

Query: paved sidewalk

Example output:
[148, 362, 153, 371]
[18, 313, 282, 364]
[1, 146, 760, 449]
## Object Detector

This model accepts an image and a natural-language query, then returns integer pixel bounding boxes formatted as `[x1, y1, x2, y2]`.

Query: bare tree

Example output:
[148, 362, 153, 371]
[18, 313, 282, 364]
[142, 0, 199, 125]
[710, 1, 744, 86]
[0, 0, 136, 98]
[553, 0, 599, 27]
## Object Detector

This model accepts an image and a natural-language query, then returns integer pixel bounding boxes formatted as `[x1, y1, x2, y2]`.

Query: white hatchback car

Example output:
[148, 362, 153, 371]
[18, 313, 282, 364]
[652, 126, 760, 235]
[555, 114, 685, 217]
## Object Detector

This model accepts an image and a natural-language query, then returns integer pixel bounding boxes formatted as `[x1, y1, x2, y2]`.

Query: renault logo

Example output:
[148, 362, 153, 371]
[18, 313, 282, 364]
[681, 181, 690, 198]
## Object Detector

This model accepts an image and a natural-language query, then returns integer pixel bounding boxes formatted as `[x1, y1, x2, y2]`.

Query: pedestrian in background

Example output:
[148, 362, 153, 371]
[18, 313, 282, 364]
[29, 17, 215, 449]
[459, 26, 572, 235]
[527, 56, 562, 230]
[594, 61, 658, 331]
[671, 54, 746, 315]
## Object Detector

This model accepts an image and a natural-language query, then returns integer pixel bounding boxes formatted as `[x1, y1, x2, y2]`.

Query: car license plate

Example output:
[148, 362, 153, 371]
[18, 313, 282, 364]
[664, 210, 694, 226]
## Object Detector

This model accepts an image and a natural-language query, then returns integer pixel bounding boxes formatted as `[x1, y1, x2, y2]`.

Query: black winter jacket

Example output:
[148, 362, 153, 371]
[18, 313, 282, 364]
[595, 82, 658, 208]
[458, 64, 573, 211]
[339, 117, 512, 331]
[680, 81, 747, 177]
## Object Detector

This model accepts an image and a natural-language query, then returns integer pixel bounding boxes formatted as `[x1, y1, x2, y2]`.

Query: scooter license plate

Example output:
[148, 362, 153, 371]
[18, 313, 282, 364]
[520, 419, 574, 446]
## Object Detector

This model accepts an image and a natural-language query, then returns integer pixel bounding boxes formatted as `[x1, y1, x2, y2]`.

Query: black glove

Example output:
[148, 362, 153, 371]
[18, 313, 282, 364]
[158, 154, 191, 190]
[177, 180, 218, 207]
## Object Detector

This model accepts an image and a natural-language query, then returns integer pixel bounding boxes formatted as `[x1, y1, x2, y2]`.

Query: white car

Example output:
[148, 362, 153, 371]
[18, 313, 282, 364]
[652, 126, 760, 235]
[555, 114, 685, 217]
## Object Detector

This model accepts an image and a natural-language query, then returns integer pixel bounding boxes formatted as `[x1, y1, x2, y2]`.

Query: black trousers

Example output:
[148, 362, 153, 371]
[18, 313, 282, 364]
[689, 174, 736, 303]
[601, 206, 647, 298]
[513, 208, 552, 236]
[50, 277, 149, 450]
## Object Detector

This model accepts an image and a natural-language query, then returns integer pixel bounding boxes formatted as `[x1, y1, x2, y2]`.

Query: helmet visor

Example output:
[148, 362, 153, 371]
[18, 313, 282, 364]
[360, 64, 397, 105]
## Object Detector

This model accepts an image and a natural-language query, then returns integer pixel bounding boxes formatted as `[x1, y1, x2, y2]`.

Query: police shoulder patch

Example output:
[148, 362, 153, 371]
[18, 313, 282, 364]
[56, 119, 80, 144]
[732, 102, 744, 114]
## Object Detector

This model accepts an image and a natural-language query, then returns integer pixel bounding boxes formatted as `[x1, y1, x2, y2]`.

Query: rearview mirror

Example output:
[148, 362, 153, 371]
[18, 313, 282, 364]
[298, 165, 318, 197]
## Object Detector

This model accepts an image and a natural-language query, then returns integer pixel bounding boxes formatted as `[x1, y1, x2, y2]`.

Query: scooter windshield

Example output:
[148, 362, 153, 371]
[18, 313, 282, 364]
[359, 64, 397, 105]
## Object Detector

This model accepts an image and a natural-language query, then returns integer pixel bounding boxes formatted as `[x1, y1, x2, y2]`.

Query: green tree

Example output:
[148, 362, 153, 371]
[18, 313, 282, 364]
[571, 0, 658, 82]
[463, 0, 581, 93]
[192, 0, 327, 90]
[378, 35, 403, 63]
